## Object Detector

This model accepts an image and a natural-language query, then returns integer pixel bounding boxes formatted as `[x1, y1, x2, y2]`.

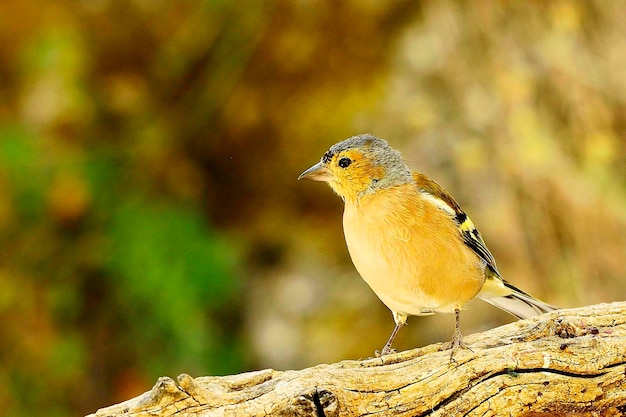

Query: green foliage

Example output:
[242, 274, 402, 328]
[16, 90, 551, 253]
[107, 199, 241, 376]
[0, 127, 46, 222]
[0, 124, 245, 417]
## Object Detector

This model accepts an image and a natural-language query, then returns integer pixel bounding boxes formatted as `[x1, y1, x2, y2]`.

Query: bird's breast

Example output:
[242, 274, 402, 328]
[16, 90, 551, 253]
[342, 186, 485, 315]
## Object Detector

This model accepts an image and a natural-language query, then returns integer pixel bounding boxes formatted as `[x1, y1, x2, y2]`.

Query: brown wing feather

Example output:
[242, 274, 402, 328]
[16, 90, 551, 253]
[412, 172, 558, 318]
[412, 172, 500, 276]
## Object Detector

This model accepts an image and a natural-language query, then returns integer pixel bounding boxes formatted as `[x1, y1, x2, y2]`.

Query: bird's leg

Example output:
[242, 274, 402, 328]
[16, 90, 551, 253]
[449, 308, 470, 362]
[379, 323, 402, 356]
[377, 311, 407, 356]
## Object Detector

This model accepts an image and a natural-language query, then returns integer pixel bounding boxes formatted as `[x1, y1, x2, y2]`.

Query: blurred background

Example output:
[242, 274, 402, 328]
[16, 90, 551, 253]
[0, 0, 625, 415]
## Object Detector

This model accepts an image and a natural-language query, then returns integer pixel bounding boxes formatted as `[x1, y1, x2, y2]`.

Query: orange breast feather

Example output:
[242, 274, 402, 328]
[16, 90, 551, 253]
[343, 183, 485, 315]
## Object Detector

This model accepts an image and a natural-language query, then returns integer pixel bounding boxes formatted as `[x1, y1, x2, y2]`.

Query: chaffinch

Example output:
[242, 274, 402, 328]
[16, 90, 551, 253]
[299, 134, 557, 358]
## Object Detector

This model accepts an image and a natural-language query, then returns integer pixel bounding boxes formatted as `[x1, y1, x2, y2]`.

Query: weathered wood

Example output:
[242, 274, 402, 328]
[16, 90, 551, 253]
[87, 302, 626, 416]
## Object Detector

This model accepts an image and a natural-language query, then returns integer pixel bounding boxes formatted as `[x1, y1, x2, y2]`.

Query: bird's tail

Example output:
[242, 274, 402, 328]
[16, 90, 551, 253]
[478, 277, 558, 319]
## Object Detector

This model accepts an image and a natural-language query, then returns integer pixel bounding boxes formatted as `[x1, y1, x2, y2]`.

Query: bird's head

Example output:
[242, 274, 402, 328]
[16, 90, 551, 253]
[299, 134, 412, 201]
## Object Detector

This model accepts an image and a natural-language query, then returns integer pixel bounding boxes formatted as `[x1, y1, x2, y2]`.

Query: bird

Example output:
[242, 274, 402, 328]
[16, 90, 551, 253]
[298, 134, 558, 359]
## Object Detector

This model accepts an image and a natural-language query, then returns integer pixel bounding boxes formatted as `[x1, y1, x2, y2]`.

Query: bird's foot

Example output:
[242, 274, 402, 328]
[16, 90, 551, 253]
[448, 330, 472, 363]
[376, 345, 397, 357]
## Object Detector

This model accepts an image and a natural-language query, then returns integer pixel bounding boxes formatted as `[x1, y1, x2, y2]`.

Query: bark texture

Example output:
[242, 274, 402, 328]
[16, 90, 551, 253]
[88, 302, 626, 417]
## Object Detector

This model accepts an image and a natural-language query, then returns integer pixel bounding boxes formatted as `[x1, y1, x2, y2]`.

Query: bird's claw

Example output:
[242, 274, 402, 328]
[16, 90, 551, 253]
[448, 331, 473, 363]
[376, 346, 397, 357]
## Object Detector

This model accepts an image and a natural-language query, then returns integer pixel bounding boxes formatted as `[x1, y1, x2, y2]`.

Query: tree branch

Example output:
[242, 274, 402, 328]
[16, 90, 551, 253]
[87, 301, 626, 416]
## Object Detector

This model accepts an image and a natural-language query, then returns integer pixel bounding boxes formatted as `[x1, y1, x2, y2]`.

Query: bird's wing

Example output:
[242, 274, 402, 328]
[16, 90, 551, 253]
[411, 172, 559, 318]
[412, 172, 500, 276]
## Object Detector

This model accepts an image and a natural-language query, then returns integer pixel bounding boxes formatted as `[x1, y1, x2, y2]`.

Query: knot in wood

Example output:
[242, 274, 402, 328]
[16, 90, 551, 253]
[287, 389, 338, 417]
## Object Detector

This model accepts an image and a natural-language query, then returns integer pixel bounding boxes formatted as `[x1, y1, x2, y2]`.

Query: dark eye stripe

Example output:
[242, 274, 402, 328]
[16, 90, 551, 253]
[322, 151, 333, 164]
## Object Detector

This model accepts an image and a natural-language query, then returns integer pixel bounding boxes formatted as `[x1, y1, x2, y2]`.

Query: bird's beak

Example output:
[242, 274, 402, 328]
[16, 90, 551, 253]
[298, 162, 333, 182]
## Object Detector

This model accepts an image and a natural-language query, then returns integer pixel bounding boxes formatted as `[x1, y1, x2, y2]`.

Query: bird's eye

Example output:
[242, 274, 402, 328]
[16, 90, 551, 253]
[338, 157, 352, 168]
